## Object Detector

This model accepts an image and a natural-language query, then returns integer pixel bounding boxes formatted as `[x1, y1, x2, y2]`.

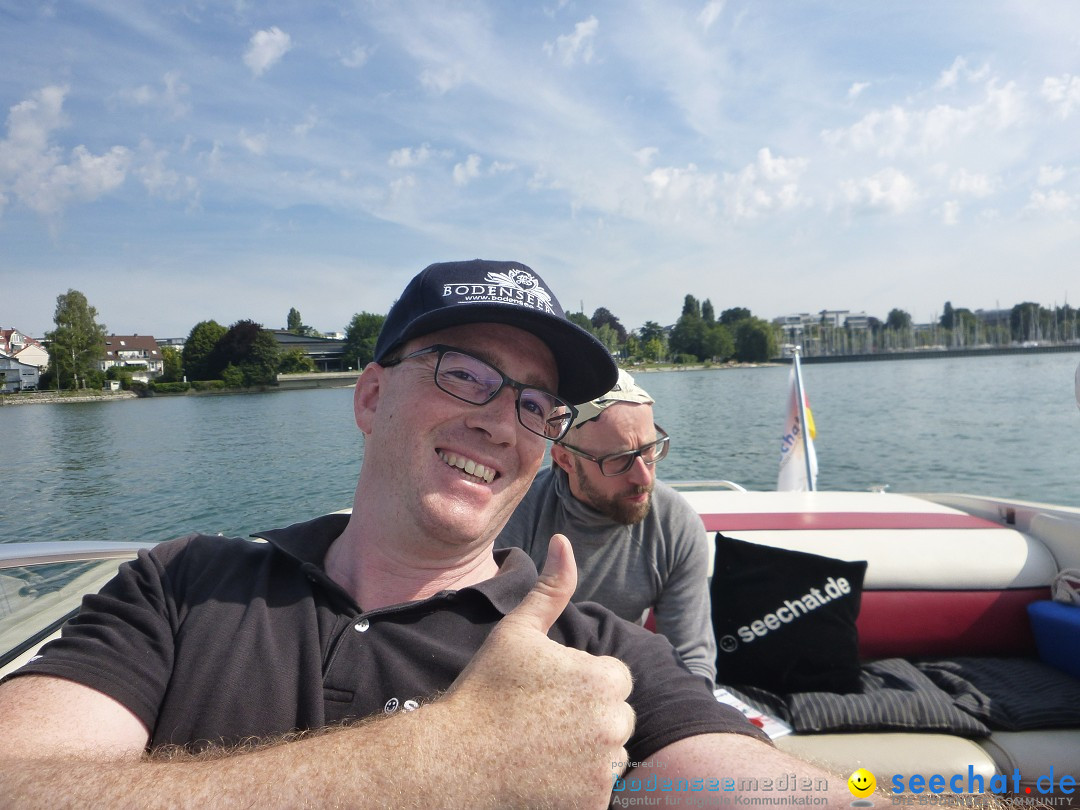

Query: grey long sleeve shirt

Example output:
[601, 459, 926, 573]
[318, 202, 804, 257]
[496, 466, 717, 683]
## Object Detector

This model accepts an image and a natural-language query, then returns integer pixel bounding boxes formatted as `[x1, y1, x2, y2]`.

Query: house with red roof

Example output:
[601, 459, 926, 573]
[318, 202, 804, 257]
[0, 328, 49, 371]
[100, 335, 164, 381]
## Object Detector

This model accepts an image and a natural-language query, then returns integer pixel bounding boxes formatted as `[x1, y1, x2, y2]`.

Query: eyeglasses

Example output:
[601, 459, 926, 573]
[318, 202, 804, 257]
[558, 424, 670, 476]
[380, 344, 578, 441]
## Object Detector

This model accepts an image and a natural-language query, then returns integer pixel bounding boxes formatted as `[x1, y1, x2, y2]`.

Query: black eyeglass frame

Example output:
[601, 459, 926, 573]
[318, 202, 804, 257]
[557, 424, 670, 476]
[380, 344, 578, 442]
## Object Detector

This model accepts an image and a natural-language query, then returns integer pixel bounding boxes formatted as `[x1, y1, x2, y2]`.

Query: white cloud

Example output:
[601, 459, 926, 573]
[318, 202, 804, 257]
[644, 163, 717, 207]
[635, 147, 659, 167]
[823, 78, 1024, 158]
[935, 57, 991, 90]
[0, 85, 132, 218]
[450, 155, 512, 186]
[419, 64, 465, 94]
[942, 199, 960, 225]
[722, 148, 809, 219]
[121, 71, 191, 118]
[544, 16, 598, 66]
[341, 44, 371, 69]
[841, 168, 918, 214]
[1027, 188, 1075, 213]
[293, 110, 318, 137]
[936, 57, 965, 90]
[948, 169, 995, 198]
[239, 129, 268, 155]
[756, 147, 807, 183]
[453, 154, 482, 186]
[244, 26, 292, 77]
[698, 1, 725, 31]
[136, 141, 197, 202]
[1038, 165, 1066, 186]
[848, 82, 870, 100]
[389, 144, 435, 168]
[1041, 73, 1080, 119]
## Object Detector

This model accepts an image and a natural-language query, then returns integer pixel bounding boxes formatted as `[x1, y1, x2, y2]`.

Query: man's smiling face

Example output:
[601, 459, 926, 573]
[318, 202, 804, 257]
[359, 322, 557, 553]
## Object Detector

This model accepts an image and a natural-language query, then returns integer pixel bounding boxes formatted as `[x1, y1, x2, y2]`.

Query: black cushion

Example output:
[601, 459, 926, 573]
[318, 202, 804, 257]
[711, 533, 867, 694]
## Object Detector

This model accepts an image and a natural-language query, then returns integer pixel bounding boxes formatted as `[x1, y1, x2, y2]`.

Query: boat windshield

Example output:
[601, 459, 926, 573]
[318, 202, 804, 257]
[0, 547, 145, 677]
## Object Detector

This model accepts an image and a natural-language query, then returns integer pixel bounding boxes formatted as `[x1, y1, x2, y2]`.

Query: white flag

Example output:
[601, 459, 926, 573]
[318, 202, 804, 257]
[777, 358, 817, 491]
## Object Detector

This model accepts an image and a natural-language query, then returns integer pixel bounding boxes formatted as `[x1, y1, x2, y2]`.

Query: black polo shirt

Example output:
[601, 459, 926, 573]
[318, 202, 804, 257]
[11, 514, 764, 759]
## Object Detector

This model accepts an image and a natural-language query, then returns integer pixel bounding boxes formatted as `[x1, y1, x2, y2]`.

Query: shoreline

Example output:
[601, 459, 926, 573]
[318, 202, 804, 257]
[6, 344, 1076, 405]
[1, 391, 138, 406]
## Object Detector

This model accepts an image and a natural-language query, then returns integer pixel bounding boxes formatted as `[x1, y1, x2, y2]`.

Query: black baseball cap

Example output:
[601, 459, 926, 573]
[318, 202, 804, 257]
[374, 259, 617, 405]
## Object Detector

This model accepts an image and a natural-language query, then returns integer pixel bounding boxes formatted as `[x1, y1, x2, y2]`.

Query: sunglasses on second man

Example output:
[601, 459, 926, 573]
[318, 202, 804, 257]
[558, 424, 670, 476]
[380, 344, 578, 442]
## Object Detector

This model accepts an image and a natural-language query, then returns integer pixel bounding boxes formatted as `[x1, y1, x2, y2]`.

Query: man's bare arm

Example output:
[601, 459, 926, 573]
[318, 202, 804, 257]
[0, 535, 634, 810]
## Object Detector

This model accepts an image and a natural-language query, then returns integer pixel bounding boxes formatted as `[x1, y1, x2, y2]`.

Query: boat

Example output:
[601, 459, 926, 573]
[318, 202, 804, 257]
[673, 483, 1080, 795]
[4, 487, 1078, 798]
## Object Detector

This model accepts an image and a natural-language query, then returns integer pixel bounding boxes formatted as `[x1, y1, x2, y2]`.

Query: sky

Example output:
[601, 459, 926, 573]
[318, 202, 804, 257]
[3, 0, 1080, 341]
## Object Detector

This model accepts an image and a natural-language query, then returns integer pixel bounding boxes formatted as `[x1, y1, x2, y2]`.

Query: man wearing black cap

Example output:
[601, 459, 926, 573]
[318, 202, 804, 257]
[0, 261, 866, 808]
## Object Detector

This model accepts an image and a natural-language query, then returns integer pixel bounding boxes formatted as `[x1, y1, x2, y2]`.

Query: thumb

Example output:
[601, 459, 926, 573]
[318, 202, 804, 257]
[507, 533, 578, 635]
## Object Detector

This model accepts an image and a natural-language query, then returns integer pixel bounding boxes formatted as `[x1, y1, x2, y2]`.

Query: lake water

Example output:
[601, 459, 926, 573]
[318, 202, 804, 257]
[4, 351, 1080, 545]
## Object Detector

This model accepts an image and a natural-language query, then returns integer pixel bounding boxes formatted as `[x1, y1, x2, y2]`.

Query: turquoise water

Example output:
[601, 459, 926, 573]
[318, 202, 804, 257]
[4, 351, 1079, 545]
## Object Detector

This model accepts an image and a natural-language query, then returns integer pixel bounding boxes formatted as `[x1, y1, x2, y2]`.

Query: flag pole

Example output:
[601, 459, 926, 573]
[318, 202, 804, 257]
[792, 345, 815, 491]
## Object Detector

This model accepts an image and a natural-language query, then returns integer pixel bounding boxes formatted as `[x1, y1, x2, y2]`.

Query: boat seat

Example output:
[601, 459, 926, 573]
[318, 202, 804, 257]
[676, 489, 1080, 796]
[776, 733, 999, 788]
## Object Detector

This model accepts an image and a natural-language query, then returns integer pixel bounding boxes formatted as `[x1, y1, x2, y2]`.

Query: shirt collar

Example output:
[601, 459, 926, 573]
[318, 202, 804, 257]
[253, 512, 538, 616]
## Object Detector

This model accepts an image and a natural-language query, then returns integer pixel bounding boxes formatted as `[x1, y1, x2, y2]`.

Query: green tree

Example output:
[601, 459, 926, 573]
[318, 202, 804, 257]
[590, 307, 627, 344]
[681, 294, 701, 319]
[183, 320, 228, 381]
[220, 363, 245, 388]
[885, 308, 912, 331]
[701, 299, 715, 323]
[566, 311, 594, 334]
[212, 320, 280, 385]
[644, 337, 665, 363]
[45, 289, 107, 390]
[594, 323, 620, 354]
[286, 307, 320, 337]
[638, 321, 666, 345]
[1011, 302, 1045, 342]
[720, 307, 751, 325]
[940, 301, 955, 330]
[669, 314, 707, 360]
[159, 346, 183, 382]
[734, 317, 779, 362]
[704, 322, 735, 360]
[344, 312, 387, 370]
[278, 347, 317, 374]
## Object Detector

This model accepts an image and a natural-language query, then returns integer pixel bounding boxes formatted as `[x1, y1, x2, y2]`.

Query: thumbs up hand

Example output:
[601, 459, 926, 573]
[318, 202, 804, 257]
[441, 534, 635, 809]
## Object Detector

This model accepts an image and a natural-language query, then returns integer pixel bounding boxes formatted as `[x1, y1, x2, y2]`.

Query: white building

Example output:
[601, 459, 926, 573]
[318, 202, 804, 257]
[0, 353, 40, 392]
[100, 335, 164, 381]
[0, 328, 49, 371]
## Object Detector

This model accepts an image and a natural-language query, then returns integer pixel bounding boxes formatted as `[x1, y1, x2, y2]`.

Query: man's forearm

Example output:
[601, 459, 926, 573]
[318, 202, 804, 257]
[1, 705, 456, 809]
[1, 699, 559, 810]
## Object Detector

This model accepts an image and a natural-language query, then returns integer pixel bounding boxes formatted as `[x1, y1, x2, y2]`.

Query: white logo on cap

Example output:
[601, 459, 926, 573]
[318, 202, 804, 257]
[442, 269, 555, 313]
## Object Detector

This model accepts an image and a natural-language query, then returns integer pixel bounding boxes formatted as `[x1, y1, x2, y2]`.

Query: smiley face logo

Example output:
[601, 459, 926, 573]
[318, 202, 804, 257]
[848, 768, 876, 798]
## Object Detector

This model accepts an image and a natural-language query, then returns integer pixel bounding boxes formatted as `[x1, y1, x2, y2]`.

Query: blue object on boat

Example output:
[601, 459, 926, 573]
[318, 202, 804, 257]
[1027, 600, 1080, 679]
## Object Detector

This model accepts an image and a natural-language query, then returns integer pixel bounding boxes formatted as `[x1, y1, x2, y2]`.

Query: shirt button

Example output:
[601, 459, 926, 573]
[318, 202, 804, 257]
[354, 618, 370, 632]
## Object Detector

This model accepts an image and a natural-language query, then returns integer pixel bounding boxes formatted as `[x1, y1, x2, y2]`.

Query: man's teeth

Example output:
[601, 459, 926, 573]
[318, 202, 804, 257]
[439, 452, 496, 483]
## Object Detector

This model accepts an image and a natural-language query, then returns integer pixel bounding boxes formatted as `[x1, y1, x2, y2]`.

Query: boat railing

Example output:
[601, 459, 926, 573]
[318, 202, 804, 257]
[668, 480, 748, 492]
